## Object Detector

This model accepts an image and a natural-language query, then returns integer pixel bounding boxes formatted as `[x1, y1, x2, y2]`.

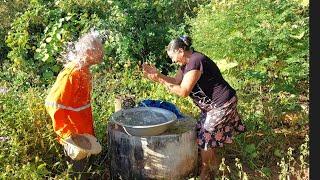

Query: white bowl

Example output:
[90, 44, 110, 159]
[110, 107, 177, 136]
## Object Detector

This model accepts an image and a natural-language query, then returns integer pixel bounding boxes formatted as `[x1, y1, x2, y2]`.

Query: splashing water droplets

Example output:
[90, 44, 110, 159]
[58, 29, 108, 67]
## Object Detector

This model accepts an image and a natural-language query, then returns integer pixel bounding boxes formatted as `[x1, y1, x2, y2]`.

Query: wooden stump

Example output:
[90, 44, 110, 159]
[107, 116, 198, 180]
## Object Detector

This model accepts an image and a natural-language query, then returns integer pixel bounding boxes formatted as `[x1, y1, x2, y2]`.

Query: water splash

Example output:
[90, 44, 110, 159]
[59, 28, 109, 66]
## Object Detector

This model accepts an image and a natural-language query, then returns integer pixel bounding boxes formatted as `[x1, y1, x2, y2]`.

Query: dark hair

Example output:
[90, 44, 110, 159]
[166, 35, 192, 52]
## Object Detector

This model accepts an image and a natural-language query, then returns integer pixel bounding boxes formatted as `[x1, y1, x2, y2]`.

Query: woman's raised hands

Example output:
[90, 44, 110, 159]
[142, 63, 160, 82]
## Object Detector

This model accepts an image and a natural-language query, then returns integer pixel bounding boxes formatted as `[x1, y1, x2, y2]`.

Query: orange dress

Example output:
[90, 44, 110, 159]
[45, 62, 94, 143]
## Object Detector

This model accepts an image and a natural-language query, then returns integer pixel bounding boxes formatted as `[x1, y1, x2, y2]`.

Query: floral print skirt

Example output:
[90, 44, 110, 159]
[196, 96, 246, 150]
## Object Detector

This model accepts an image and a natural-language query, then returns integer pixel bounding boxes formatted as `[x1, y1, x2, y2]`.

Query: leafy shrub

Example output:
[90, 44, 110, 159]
[4, 0, 209, 86]
[0, 0, 29, 63]
[5, 0, 112, 86]
[0, 87, 67, 178]
[188, 0, 309, 129]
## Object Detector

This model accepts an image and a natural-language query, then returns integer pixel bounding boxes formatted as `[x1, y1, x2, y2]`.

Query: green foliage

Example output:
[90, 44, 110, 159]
[5, 0, 112, 85]
[215, 134, 309, 179]
[243, 143, 259, 169]
[277, 135, 309, 179]
[0, 0, 29, 62]
[0, 87, 67, 178]
[188, 0, 309, 129]
[0, 0, 309, 178]
[4, 0, 209, 86]
[99, 0, 210, 74]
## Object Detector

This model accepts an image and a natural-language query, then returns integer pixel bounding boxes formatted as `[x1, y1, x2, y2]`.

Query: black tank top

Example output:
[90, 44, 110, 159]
[180, 51, 236, 111]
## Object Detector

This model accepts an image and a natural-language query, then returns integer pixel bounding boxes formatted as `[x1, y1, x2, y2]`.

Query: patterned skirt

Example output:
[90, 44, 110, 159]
[196, 96, 246, 150]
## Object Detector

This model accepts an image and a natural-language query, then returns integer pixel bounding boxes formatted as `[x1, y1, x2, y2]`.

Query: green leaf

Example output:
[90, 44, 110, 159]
[290, 31, 305, 39]
[300, 0, 309, 7]
[56, 33, 61, 40]
[45, 37, 52, 43]
[261, 167, 271, 177]
[274, 149, 282, 157]
[65, 16, 72, 21]
[259, 56, 277, 65]
[35, 48, 42, 53]
[51, 65, 61, 73]
[216, 59, 238, 72]
[37, 163, 46, 170]
[42, 71, 54, 80]
[284, 57, 304, 64]
[245, 143, 256, 154]
[42, 53, 49, 61]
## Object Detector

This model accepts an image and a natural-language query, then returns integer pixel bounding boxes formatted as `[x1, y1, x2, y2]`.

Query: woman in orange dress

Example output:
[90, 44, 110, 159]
[45, 31, 104, 160]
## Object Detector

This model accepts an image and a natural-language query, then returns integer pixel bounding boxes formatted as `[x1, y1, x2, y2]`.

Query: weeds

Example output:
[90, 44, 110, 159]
[277, 135, 309, 180]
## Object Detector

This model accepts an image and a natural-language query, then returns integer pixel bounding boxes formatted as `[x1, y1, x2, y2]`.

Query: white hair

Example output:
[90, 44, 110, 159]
[65, 30, 103, 67]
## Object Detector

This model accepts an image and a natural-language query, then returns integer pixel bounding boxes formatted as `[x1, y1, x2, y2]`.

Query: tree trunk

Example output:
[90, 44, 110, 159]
[107, 117, 198, 180]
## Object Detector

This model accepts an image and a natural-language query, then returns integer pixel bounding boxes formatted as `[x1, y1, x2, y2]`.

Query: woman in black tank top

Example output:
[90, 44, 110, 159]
[142, 35, 245, 179]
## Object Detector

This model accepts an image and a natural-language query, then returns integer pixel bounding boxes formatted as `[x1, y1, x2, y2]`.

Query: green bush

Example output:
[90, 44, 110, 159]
[5, 0, 112, 86]
[188, 0, 309, 129]
[0, 87, 67, 178]
[0, 0, 29, 63]
[4, 0, 209, 86]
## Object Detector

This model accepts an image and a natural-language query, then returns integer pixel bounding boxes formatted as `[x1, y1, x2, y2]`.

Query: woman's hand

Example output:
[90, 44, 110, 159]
[142, 63, 160, 82]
